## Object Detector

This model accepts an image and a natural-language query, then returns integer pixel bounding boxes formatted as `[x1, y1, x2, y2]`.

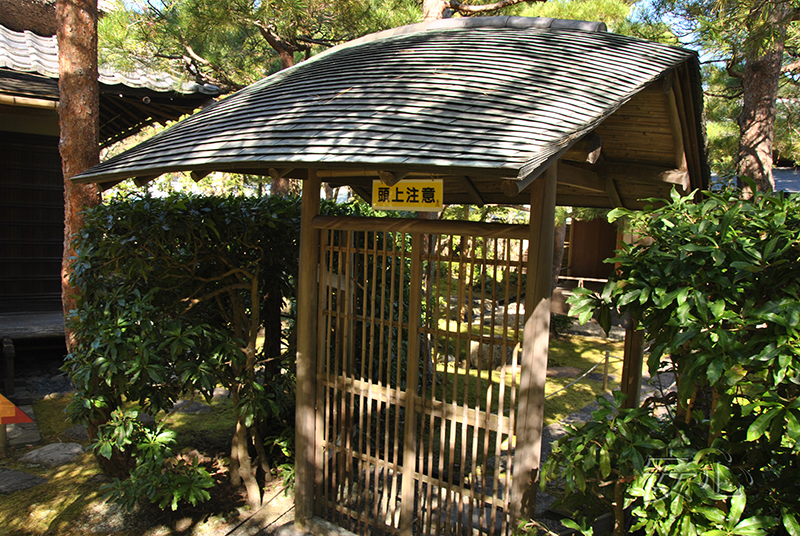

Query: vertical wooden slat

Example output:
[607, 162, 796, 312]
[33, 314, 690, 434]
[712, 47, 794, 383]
[360, 231, 379, 527]
[511, 163, 558, 521]
[316, 229, 332, 512]
[334, 232, 349, 526]
[442, 234, 458, 535]
[296, 170, 321, 528]
[373, 231, 392, 534]
[400, 232, 424, 536]
[386, 232, 403, 533]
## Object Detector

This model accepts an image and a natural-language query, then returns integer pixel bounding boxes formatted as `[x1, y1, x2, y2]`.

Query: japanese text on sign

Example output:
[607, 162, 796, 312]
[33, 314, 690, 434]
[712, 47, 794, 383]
[371, 179, 443, 212]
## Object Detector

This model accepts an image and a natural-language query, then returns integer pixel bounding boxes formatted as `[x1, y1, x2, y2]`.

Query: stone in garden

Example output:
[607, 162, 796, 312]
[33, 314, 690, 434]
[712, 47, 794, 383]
[18, 442, 85, 467]
[213, 387, 230, 399]
[172, 400, 212, 414]
[546, 366, 582, 378]
[0, 468, 47, 494]
[64, 424, 90, 441]
[138, 412, 156, 425]
[587, 372, 615, 382]
[7, 405, 41, 446]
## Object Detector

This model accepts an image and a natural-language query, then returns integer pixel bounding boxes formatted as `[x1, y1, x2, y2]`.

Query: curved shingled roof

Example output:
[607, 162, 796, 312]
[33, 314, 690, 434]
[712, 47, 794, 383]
[73, 16, 706, 208]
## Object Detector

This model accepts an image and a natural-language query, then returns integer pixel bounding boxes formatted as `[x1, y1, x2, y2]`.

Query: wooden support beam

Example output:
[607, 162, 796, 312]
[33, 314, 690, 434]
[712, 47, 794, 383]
[675, 64, 704, 189]
[665, 84, 688, 173]
[458, 175, 486, 206]
[312, 215, 530, 239]
[511, 162, 557, 521]
[0, 94, 58, 109]
[351, 185, 372, 203]
[295, 170, 321, 529]
[605, 176, 624, 208]
[557, 163, 605, 192]
[594, 162, 689, 186]
[562, 133, 602, 164]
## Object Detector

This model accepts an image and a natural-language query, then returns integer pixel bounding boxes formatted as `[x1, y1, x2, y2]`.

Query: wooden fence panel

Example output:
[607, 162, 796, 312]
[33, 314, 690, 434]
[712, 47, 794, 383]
[315, 221, 527, 536]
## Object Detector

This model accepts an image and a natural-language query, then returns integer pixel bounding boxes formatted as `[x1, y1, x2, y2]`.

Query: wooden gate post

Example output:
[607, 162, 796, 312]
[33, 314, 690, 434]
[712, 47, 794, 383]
[295, 170, 321, 529]
[511, 163, 558, 521]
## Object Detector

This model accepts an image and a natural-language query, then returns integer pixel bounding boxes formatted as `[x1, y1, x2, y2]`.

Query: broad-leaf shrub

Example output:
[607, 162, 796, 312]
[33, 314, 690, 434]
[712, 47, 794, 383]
[559, 188, 800, 535]
[65, 194, 318, 508]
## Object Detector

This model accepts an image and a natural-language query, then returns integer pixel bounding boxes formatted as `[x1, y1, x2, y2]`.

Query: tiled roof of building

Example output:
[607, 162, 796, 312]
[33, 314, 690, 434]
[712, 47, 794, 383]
[0, 23, 218, 95]
[0, 23, 221, 145]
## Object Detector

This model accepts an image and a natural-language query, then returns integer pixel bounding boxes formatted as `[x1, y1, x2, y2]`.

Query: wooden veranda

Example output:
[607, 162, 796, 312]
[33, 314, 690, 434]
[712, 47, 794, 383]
[72, 16, 708, 536]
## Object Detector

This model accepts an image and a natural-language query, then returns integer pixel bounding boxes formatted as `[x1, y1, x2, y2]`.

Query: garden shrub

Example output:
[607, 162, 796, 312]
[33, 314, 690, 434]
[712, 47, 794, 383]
[65, 193, 362, 509]
[546, 187, 800, 535]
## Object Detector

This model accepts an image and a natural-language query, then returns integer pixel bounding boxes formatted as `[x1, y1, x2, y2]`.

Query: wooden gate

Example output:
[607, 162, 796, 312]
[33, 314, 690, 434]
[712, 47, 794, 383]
[314, 219, 530, 536]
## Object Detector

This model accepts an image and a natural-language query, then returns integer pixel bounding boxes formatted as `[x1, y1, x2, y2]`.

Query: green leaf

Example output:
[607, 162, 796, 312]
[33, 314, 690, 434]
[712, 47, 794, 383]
[731, 515, 776, 536]
[746, 408, 782, 442]
[728, 488, 746, 528]
[783, 509, 800, 536]
[599, 446, 611, 479]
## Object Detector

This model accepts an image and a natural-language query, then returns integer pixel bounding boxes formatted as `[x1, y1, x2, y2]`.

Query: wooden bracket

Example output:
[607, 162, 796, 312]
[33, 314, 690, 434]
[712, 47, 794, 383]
[190, 170, 211, 182]
[378, 171, 409, 186]
[458, 176, 485, 206]
[133, 174, 160, 187]
[268, 167, 294, 180]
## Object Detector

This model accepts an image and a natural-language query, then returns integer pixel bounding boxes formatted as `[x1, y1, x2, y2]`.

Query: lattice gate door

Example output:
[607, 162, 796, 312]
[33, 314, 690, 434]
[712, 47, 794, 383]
[315, 221, 528, 536]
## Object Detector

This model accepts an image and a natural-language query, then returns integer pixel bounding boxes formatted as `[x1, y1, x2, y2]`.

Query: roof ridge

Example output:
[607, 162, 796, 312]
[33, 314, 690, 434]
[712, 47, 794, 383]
[338, 16, 606, 50]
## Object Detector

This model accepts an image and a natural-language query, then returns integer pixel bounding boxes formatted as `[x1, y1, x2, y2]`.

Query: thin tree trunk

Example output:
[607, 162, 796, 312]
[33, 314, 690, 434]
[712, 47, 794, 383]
[235, 420, 261, 508]
[56, 0, 101, 352]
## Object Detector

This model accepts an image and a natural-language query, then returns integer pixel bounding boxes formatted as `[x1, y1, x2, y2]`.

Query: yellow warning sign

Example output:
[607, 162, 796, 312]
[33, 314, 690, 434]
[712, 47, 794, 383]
[372, 179, 443, 212]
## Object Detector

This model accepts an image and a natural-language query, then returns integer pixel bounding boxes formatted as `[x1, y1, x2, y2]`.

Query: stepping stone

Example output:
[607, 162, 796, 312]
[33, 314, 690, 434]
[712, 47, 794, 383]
[18, 442, 85, 467]
[546, 366, 582, 378]
[172, 400, 212, 414]
[7, 405, 40, 447]
[212, 387, 230, 399]
[0, 468, 47, 494]
[587, 372, 615, 382]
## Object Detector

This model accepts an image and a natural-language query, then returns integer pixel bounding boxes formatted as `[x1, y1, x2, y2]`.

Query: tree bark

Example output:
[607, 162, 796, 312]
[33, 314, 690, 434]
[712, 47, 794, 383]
[56, 0, 101, 352]
[737, 46, 783, 193]
[423, 0, 450, 20]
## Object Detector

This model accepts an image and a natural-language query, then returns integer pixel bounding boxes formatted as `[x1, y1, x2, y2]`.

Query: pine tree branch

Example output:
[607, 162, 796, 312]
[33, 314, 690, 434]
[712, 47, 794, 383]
[449, 0, 545, 15]
[181, 42, 244, 91]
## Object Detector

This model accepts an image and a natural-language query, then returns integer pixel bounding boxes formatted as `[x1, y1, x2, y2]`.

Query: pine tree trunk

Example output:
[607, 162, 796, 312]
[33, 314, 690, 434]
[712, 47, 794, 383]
[56, 0, 101, 352]
[423, 0, 450, 20]
[737, 31, 785, 193]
